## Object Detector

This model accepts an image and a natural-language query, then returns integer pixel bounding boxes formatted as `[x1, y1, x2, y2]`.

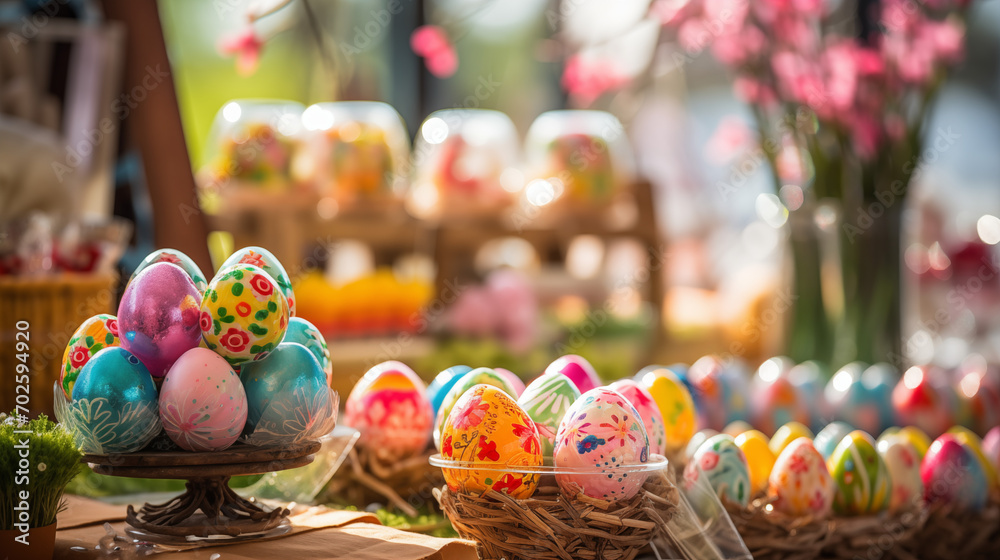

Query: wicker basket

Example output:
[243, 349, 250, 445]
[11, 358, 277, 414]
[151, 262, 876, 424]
[0, 273, 118, 417]
[898, 500, 1000, 560]
[725, 496, 934, 560]
[322, 447, 445, 517]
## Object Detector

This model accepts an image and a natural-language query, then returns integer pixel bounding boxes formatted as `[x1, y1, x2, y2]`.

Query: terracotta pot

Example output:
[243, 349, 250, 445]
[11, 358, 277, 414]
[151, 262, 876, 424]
[1, 522, 56, 560]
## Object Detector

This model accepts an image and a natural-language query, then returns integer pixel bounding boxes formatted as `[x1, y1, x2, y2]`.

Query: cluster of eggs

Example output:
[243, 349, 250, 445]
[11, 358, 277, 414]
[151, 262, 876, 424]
[684, 417, 1000, 517]
[346, 355, 703, 502]
[57, 247, 335, 454]
[661, 355, 999, 440]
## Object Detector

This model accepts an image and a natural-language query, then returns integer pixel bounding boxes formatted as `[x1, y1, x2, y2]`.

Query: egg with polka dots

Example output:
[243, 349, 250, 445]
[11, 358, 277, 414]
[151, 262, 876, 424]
[554, 388, 650, 501]
[158, 348, 248, 451]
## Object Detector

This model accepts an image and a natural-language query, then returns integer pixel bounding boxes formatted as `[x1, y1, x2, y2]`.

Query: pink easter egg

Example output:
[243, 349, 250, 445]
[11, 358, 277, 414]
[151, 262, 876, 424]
[158, 348, 247, 451]
[545, 355, 601, 394]
[609, 379, 668, 456]
[495, 368, 526, 396]
[118, 262, 203, 377]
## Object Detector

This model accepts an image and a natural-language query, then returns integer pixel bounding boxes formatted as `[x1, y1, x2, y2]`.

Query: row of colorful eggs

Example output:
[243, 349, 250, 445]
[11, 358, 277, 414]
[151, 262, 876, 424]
[685, 419, 1000, 517]
[655, 356, 999, 438]
[57, 247, 336, 453]
[345, 355, 699, 502]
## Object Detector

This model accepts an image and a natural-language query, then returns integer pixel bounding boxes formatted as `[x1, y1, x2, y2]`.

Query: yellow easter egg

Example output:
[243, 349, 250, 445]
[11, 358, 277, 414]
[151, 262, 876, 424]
[638, 367, 697, 454]
[736, 429, 776, 496]
[948, 426, 999, 490]
[770, 422, 814, 456]
[441, 384, 543, 499]
[897, 426, 931, 459]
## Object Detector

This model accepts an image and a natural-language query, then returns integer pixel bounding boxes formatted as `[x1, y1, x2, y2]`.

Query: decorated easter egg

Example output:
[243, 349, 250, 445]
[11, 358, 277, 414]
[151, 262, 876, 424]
[441, 384, 542, 499]
[827, 430, 891, 515]
[947, 426, 999, 490]
[921, 434, 988, 511]
[609, 379, 667, 456]
[827, 362, 896, 437]
[877, 434, 923, 512]
[892, 366, 953, 438]
[752, 364, 810, 436]
[60, 314, 120, 400]
[637, 367, 697, 454]
[982, 427, 1000, 473]
[239, 342, 335, 444]
[554, 388, 649, 501]
[735, 430, 775, 496]
[131, 248, 209, 293]
[545, 354, 601, 394]
[956, 369, 1000, 435]
[815, 421, 854, 459]
[494, 368, 525, 396]
[201, 264, 289, 366]
[221, 246, 296, 316]
[768, 438, 834, 517]
[685, 434, 751, 507]
[434, 367, 518, 450]
[427, 365, 472, 415]
[118, 263, 202, 377]
[517, 373, 580, 456]
[283, 317, 332, 386]
[158, 348, 247, 451]
[636, 363, 694, 397]
[688, 356, 750, 431]
[68, 347, 160, 453]
[789, 361, 826, 431]
[723, 421, 753, 438]
[686, 429, 719, 460]
[770, 422, 814, 456]
[427, 365, 473, 416]
[344, 361, 433, 459]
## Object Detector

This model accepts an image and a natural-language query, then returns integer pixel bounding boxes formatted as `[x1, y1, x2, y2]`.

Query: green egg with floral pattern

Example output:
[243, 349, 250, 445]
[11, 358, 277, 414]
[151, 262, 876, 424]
[827, 430, 892, 515]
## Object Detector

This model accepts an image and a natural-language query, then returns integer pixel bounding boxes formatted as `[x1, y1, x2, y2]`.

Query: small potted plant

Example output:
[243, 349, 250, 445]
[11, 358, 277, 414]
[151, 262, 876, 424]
[1, 412, 82, 560]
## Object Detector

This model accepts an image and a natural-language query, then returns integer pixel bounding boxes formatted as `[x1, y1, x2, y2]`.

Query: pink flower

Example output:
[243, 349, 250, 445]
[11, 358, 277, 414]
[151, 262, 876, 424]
[411, 25, 457, 78]
[919, 19, 965, 63]
[219, 327, 250, 353]
[699, 451, 720, 471]
[561, 55, 630, 107]
[733, 76, 776, 106]
[705, 116, 753, 164]
[452, 394, 489, 430]
[219, 26, 264, 76]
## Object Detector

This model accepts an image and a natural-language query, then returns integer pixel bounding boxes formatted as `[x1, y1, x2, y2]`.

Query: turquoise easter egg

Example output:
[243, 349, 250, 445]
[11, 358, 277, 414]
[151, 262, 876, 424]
[827, 430, 892, 515]
[239, 342, 335, 445]
[283, 317, 332, 385]
[67, 347, 160, 453]
[518, 372, 581, 455]
[433, 367, 518, 450]
[685, 434, 751, 507]
[427, 365, 472, 416]
[814, 421, 854, 459]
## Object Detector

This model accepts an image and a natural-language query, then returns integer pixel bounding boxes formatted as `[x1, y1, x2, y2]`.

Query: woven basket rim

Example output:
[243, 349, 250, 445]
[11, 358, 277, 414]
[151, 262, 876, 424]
[429, 452, 670, 475]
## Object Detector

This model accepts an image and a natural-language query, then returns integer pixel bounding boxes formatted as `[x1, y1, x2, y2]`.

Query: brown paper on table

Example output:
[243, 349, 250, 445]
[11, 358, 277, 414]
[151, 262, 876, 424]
[54, 495, 478, 560]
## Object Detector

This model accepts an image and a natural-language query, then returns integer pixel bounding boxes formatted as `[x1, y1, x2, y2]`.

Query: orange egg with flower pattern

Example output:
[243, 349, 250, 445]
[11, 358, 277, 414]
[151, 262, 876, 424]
[440, 384, 543, 499]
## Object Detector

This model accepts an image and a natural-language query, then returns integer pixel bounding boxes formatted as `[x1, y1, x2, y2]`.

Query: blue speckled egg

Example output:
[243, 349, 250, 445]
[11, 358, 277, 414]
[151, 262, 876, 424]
[67, 347, 160, 453]
[427, 365, 473, 416]
[239, 342, 335, 445]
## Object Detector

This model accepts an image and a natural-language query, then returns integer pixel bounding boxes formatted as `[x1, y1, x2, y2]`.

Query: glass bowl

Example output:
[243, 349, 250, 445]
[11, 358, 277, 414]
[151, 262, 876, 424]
[430, 454, 751, 560]
[297, 101, 410, 213]
[409, 109, 520, 220]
